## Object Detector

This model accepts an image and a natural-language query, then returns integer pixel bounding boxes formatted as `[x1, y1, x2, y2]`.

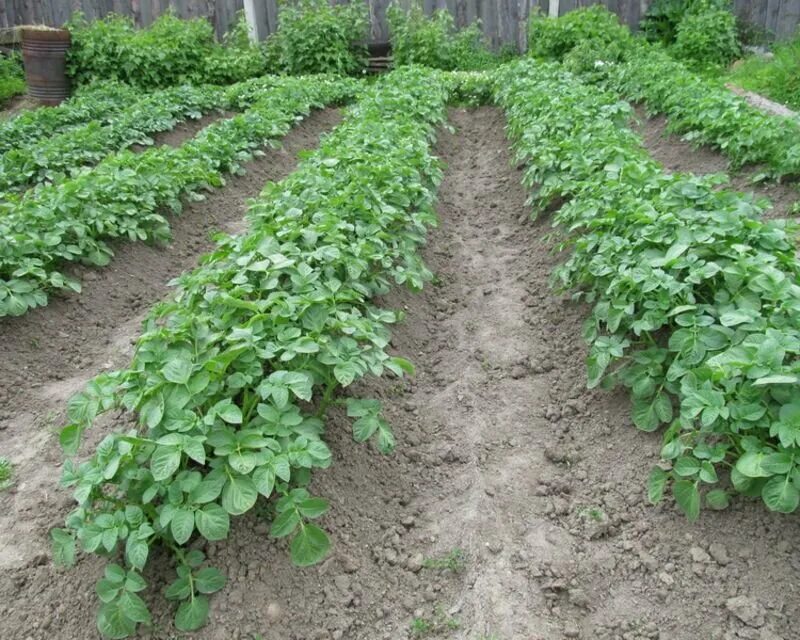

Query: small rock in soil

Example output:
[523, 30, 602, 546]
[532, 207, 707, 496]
[725, 596, 765, 628]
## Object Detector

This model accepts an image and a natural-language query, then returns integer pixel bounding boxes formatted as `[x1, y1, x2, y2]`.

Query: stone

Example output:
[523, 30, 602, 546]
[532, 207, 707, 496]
[725, 596, 765, 628]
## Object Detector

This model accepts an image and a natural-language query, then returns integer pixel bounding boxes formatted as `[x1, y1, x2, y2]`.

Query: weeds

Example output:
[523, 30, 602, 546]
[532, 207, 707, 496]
[422, 548, 467, 573]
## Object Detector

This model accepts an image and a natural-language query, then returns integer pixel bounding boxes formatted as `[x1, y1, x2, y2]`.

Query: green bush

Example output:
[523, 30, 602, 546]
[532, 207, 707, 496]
[0, 51, 25, 106]
[202, 13, 274, 84]
[641, 0, 691, 46]
[672, 1, 740, 70]
[527, 5, 631, 60]
[67, 11, 270, 88]
[271, 0, 368, 75]
[727, 34, 800, 110]
[388, 3, 499, 71]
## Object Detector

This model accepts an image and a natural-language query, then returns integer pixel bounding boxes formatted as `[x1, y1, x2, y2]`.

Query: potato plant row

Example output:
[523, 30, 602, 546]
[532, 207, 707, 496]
[600, 42, 800, 179]
[497, 59, 800, 518]
[0, 75, 360, 318]
[0, 81, 141, 155]
[0, 77, 291, 194]
[51, 67, 448, 639]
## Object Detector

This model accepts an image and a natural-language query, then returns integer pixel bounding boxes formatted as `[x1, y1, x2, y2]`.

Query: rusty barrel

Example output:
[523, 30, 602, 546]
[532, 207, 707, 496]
[21, 27, 71, 106]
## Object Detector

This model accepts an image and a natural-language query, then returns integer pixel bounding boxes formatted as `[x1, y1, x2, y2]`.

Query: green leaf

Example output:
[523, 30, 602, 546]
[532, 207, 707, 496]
[140, 393, 165, 429]
[60, 424, 83, 456]
[252, 465, 276, 497]
[125, 536, 148, 571]
[270, 508, 300, 538]
[762, 474, 800, 513]
[194, 567, 226, 594]
[215, 401, 243, 425]
[352, 415, 380, 442]
[673, 456, 700, 477]
[290, 524, 331, 567]
[51, 528, 76, 566]
[296, 497, 329, 519]
[705, 489, 730, 510]
[221, 473, 257, 516]
[150, 446, 181, 481]
[735, 451, 771, 478]
[672, 480, 700, 522]
[97, 601, 136, 639]
[647, 466, 668, 504]
[161, 358, 193, 385]
[170, 508, 195, 545]
[118, 591, 151, 624]
[165, 576, 191, 601]
[67, 391, 99, 425]
[96, 578, 121, 604]
[195, 503, 230, 541]
[175, 594, 210, 632]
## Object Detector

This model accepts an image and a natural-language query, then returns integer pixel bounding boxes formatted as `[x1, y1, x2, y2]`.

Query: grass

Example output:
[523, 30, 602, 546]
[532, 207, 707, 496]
[0, 457, 14, 490]
[0, 53, 25, 107]
[422, 547, 467, 573]
[410, 605, 460, 636]
[726, 36, 800, 111]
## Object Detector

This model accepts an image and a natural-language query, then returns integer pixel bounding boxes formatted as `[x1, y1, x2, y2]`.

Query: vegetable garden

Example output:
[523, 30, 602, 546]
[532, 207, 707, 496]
[1, 3, 800, 640]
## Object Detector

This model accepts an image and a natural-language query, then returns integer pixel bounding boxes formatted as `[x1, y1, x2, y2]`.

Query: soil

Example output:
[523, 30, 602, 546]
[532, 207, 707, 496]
[0, 94, 37, 119]
[635, 107, 799, 221]
[2, 106, 800, 640]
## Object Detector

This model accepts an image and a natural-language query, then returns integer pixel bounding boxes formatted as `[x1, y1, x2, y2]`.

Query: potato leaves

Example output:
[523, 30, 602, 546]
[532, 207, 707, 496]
[54, 67, 448, 638]
[497, 59, 800, 520]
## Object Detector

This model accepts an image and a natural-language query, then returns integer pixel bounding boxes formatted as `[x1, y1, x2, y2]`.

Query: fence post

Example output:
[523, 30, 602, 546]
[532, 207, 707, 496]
[243, 0, 268, 41]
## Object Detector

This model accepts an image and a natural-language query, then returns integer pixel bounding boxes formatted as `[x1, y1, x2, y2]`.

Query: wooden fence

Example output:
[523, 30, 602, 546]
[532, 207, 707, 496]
[2, 0, 799, 48]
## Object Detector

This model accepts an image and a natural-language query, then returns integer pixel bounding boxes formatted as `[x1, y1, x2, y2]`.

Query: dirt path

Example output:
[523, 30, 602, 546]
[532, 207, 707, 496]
[2, 106, 800, 640]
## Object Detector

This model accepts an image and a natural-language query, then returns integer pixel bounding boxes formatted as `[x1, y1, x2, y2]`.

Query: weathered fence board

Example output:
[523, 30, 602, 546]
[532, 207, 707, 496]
[1, 0, 799, 46]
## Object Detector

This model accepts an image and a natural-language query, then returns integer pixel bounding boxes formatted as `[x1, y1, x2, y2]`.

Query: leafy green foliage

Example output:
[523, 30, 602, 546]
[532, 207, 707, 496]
[0, 83, 229, 193]
[0, 51, 25, 106]
[270, 0, 368, 75]
[672, 1, 741, 70]
[0, 80, 139, 153]
[727, 35, 800, 110]
[0, 75, 359, 318]
[53, 67, 450, 638]
[67, 11, 271, 88]
[497, 59, 800, 519]
[641, 0, 691, 46]
[388, 4, 499, 71]
[527, 5, 631, 60]
[0, 456, 13, 490]
[600, 41, 800, 178]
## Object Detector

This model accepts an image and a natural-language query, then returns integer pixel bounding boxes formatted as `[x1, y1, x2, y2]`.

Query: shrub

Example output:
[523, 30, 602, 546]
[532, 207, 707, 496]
[388, 3, 498, 71]
[672, 1, 740, 69]
[0, 51, 25, 105]
[67, 11, 270, 88]
[202, 13, 274, 85]
[641, 0, 691, 46]
[272, 0, 368, 75]
[527, 5, 631, 60]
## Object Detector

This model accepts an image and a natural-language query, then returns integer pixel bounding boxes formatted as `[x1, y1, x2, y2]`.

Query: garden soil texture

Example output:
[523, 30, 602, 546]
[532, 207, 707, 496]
[1, 107, 798, 640]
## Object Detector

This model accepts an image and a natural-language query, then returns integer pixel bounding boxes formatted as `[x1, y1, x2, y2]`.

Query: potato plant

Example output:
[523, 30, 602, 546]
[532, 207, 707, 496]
[599, 42, 800, 179]
[0, 75, 360, 318]
[0, 81, 140, 154]
[1, 83, 232, 193]
[52, 67, 449, 638]
[497, 59, 800, 519]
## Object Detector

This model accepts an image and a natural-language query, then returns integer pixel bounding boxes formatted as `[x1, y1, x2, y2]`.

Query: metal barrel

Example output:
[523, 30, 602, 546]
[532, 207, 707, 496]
[21, 28, 71, 106]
